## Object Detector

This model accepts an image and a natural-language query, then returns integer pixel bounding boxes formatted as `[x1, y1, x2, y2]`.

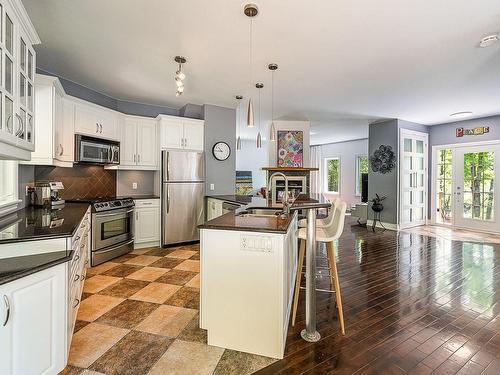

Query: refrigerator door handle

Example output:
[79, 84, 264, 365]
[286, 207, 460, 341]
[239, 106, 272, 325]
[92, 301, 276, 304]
[166, 151, 170, 181]
[166, 186, 170, 213]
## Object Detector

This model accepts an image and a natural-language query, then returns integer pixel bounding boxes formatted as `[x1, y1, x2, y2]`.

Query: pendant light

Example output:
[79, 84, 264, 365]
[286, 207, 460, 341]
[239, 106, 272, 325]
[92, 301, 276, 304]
[236, 95, 243, 150]
[268, 63, 278, 141]
[256, 83, 263, 148]
[244, 4, 258, 127]
[174, 56, 187, 97]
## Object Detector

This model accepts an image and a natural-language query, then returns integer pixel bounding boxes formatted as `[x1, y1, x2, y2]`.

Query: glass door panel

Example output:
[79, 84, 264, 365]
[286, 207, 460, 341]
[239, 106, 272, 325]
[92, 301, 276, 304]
[400, 131, 428, 228]
[454, 145, 500, 233]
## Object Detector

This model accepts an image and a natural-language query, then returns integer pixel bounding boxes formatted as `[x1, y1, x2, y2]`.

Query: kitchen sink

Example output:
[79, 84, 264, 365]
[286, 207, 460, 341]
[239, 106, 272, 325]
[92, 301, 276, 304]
[237, 208, 284, 217]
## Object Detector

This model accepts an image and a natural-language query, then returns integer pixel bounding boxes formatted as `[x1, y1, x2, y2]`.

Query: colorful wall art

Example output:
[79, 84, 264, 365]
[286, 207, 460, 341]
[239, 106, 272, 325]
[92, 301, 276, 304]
[277, 130, 304, 167]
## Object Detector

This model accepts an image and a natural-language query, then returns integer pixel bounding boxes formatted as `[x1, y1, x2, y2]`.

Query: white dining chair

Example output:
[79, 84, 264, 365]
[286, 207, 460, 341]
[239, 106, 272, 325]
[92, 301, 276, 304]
[298, 198, 340, 228]
[292, 200, 347, 334]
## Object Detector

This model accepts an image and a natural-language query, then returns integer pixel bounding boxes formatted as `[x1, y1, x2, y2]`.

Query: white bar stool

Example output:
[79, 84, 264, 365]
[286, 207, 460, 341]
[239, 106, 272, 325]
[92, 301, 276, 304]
[292, 201, 347, 335]
[298, 198, 340, 228]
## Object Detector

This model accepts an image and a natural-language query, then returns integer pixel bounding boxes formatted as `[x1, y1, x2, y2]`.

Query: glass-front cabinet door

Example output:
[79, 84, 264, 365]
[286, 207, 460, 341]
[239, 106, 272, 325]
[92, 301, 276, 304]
[0, 0, 38, 156]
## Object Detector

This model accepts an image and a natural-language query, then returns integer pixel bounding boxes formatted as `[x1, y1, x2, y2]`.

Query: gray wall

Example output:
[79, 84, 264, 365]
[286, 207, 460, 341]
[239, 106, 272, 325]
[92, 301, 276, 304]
[368, 119, 399, 224]
[37, 68, 182, 118]
[203, 105, 236, 195]
[429, 115, 500, 148]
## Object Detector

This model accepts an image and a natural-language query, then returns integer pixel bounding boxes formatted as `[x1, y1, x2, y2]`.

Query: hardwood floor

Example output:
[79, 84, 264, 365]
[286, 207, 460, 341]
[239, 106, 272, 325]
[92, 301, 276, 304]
[257, 217, 500, 374]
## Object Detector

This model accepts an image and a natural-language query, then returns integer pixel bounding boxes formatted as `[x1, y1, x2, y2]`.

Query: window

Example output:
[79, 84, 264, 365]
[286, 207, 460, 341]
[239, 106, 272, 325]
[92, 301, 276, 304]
[0, 160, 18, 214]
[436, 149, 452, 224]
[324, 158, 340, 193]
[355, 155, 369, 196]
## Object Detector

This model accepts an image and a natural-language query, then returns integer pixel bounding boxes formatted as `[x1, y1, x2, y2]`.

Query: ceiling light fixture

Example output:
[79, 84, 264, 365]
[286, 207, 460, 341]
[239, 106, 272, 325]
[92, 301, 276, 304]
[236, 95, 243, 150]
[174, 56, 187, 96]
[256, 83, 263, 148]
[479, 33, 499, 48]
[268, 63, 278, 142]
[244, 4, 258, 127]
[450, 111, 473, 119]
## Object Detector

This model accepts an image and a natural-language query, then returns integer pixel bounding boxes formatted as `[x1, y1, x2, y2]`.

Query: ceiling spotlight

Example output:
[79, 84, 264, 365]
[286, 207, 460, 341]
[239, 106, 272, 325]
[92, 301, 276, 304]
[479, 33, 499, 47]
[450, 111, 473, 119]
[176, 91, 182, 97]
[175, 70, 186, 80]
[175, 78, 184, 87]
[177, 85, 184, 93]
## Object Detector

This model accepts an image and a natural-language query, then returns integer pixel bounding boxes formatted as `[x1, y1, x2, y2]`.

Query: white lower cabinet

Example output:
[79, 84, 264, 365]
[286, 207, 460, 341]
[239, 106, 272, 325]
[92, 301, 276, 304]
[0, 264, 66, 375]
[134, 199, 160, 248]
[206, 198, 224, 221]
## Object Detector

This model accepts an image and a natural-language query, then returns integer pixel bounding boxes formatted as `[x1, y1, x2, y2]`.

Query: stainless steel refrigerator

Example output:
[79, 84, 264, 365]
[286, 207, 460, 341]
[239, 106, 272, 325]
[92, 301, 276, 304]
[161, 150, 205, 246]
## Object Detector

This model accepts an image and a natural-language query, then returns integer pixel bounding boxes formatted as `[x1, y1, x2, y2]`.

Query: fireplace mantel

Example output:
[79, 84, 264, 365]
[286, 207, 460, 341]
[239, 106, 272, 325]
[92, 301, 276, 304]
[261, 167, 319, 172]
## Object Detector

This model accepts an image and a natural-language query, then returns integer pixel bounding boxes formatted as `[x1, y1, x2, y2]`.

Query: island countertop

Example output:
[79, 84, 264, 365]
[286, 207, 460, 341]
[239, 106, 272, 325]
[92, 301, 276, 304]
[199, 194, 330, 234]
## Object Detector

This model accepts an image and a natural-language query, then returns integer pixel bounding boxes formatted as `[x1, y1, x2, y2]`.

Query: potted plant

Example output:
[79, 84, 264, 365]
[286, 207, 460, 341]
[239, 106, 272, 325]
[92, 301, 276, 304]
[370, 194, 386, 212]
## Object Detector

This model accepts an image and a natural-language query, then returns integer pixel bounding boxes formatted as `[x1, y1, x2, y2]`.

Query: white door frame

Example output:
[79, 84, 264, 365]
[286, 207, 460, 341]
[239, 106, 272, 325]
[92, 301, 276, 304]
[399, 129, 429, 229]
[431, 139, 500, 233]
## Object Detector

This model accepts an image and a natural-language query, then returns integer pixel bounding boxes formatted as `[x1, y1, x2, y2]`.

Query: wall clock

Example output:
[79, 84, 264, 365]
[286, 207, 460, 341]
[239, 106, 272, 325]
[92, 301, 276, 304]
[212, 142, 231, 161]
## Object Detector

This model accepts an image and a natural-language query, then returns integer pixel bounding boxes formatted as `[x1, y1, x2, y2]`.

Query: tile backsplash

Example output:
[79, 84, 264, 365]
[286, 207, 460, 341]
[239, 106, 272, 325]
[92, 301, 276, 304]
[34, 165, 116, 200]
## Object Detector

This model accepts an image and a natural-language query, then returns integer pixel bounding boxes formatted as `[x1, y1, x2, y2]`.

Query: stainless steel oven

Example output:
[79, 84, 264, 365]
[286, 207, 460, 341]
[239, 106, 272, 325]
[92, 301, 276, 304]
[91, 205, 134, 266]
[75, 134, 120, 165]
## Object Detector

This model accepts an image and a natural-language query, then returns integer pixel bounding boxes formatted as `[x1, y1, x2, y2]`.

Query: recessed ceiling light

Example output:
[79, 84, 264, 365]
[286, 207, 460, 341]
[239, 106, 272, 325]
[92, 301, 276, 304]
[479, 33, 499, 47]
[450, 111, 473, 119]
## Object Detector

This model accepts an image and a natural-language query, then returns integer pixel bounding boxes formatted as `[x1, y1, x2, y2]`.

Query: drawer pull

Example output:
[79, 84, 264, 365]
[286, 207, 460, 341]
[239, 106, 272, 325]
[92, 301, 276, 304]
[75, 235, 81, 241]
[3, 295, 10, 326]
[74, 274, 80, 282]
[73, 299, 80, 308]
[73, 254, 80, 262]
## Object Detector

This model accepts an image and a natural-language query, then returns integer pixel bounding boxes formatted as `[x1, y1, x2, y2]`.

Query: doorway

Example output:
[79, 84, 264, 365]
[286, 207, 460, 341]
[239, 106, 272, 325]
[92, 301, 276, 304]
[432, 142, 500, 234]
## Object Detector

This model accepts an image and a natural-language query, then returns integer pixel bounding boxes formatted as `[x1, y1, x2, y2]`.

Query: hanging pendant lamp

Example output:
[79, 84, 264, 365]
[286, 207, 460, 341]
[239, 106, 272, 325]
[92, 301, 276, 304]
[236, 95, 243, 150]
[244, 4, 258, 127]
[256, 83, 263, 148]
[268, 63, 278, 141]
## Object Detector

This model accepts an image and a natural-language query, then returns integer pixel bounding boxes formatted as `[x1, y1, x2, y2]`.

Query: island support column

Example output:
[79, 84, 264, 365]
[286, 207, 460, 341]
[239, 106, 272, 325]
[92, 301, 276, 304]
[300, 207, 321, 342]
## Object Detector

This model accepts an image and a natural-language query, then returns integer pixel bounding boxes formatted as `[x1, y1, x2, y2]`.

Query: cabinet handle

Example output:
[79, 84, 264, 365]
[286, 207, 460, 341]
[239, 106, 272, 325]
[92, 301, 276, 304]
[136, 211, 138, 220]
[134, 154, 136, 163]
[138, 154, 140, 163]
[96, 123, 99, 133]
[100, 124, 103, 133]
[74, 274, 80, 282]
[59, 144, 64, 156]
[73, 299, 80, 308]
[73, 254, 80, 262]
[81, 275, 86, 281]
[3, 295, 10, 326]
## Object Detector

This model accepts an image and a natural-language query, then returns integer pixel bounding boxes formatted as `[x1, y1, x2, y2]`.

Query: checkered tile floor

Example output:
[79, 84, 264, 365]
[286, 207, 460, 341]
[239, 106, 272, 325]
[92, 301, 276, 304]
[61, 244, 276, 375]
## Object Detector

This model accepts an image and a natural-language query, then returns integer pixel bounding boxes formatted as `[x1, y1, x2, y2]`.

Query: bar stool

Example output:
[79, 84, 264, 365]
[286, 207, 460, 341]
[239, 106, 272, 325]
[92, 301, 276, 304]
[292, 201, 347, 335]
[298, 198, 340, 228]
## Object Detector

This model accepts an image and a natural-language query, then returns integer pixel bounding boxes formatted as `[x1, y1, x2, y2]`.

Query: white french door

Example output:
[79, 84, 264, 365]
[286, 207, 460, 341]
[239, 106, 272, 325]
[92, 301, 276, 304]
[400, 130, 428, 229]
[454, 144, 500, 233]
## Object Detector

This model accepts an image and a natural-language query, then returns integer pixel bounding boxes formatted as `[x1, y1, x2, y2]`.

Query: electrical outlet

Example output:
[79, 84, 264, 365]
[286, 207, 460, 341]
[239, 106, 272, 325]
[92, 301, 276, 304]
[132, 182, 138, 190]
[210, 183, 215, 191]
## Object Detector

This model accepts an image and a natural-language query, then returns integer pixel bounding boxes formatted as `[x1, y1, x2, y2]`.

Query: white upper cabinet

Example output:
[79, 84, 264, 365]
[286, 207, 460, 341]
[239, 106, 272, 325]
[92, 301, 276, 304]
[118, 116, 157, 169]
[0, 0, 40, 160]
[23, 74, 73, 167]
[158, 115, 204, 151]
[74, 103, 118, 141]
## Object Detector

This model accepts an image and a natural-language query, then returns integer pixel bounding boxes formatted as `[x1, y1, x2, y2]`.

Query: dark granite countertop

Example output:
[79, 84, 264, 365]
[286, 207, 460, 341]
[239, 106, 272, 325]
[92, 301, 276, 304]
[206, 195, 253, 205]
[0, 250, 74, 285]
[0, 203, 90, 244]
[199, 194, 330, 234]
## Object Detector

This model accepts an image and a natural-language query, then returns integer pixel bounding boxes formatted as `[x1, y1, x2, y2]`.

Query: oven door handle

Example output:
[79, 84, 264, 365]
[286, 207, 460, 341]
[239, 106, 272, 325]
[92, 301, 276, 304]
[93, 239, 135, 254]
[94, 209, 134, 219]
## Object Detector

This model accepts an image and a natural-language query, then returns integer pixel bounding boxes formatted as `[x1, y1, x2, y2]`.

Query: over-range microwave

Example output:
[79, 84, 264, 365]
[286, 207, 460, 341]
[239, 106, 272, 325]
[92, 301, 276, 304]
[75, 134, 120, 165]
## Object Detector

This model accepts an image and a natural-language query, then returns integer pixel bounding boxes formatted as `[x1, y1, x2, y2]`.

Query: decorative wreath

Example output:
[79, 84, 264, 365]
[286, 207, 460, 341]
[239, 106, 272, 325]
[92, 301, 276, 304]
[370, 145, 396, 174]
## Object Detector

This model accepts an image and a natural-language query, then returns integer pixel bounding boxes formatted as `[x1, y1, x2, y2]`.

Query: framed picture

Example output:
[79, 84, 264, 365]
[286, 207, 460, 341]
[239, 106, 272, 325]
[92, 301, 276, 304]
[277, 130, 303, 167]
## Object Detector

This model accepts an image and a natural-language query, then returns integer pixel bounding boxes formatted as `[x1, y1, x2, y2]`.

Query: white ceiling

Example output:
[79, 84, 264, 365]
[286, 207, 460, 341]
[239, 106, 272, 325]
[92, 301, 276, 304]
[23, 0, 500, 143]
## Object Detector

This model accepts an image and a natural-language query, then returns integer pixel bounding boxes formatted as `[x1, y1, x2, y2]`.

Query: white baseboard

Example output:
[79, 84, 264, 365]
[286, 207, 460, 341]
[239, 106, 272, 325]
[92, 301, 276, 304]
[134, 240, 160, 249]
[366, 220, 399, 231]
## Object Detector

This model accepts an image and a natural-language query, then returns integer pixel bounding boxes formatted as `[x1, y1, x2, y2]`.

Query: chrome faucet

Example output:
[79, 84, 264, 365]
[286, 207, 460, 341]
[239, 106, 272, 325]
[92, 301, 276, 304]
[268, 172, 291, 216]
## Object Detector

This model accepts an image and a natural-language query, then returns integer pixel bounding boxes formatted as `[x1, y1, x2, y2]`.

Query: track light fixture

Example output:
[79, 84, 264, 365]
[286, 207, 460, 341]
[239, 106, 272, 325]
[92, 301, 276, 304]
[174, 56, 187, 96]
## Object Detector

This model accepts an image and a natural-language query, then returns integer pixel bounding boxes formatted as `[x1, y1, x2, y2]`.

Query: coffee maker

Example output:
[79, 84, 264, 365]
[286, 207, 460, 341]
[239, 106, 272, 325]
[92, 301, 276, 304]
[29, 181, 65, 208]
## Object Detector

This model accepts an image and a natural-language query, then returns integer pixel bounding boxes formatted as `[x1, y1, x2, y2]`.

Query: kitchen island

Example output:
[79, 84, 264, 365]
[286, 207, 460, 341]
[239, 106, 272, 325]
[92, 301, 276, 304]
[198, 194, 330, 359]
